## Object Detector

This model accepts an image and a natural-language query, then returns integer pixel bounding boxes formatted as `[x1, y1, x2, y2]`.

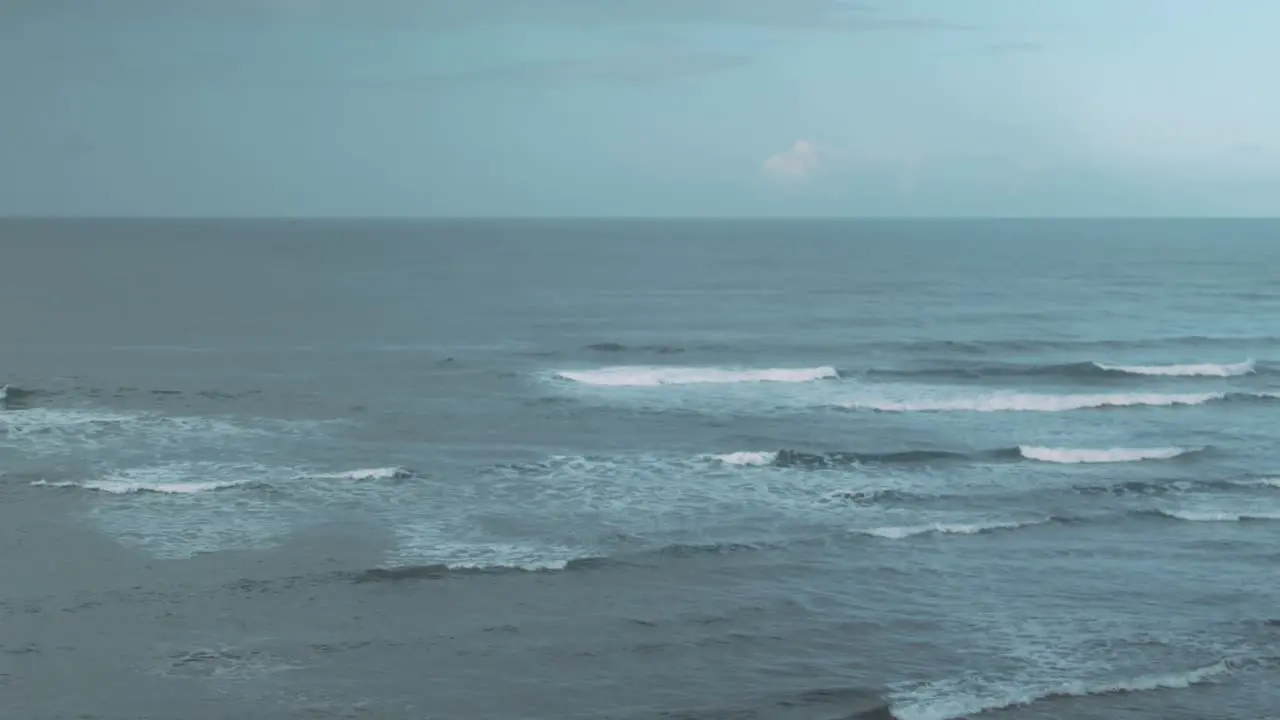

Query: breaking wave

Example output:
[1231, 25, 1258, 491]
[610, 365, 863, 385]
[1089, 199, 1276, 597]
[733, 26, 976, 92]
[309, 467, 416, 481]
[891, 658, 1247, 720]
[853, 517, 1058, 539]
[31, 464, 418, 495]
[1141, 508, 1280, 523]
[31, 462, 277, 495]
[554, 365, 839, 386]
[0, 383, 41, 409]
[866, 358, 1260, 381]
[1093, 359, 1256, 377]
[1018, 446, 1200, 464]
[841, 391, 1276, 413]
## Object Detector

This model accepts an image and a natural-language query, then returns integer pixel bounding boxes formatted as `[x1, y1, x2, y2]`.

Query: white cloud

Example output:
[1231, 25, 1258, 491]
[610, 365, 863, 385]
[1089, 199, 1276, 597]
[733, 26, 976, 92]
[762, 139, 824, 182]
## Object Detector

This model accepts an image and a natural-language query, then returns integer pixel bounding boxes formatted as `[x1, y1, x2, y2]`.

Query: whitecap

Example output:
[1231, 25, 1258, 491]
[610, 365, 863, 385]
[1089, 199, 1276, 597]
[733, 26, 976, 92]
[843, 391, 1223, 413]
[891, 659, 1237, 720]
[554, 365, 838, 387]
[854, 517, 1052, 539]
[1018, 446, 1195, 464]
[310, 467, 415, 481]
[1094, 359, 1255, 377]
[710, 451, 779, 467]
[31, 462, 275, 495]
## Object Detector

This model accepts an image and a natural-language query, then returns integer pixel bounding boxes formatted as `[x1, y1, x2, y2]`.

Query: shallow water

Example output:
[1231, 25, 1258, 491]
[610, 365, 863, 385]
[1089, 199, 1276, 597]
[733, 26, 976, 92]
[2, 218, 1279, 719]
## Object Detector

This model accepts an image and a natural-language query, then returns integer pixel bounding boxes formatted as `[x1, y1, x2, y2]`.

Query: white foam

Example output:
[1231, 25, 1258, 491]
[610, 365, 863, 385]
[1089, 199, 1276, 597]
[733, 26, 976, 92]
[1156, 508, 1280, 522]
[711, 451, 779, 467]
[855, 517, 1050, 539]
[892, 659, 1234, 720]
[392, 527, 584, 572]
[1019, 446, 1193, 464]
[32, 462, 272, 495]
[311, 467, 414, 481]
[1094, 359, 1255, 377]
[844, 391, 1222, 413]
[554, 365, 839, 387]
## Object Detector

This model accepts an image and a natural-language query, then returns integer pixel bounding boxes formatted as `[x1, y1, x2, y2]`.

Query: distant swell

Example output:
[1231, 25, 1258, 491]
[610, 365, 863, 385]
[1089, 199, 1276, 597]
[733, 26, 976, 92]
[1018, 446, 1200, 464]
[582, 342, 686, 355]
[554, 365, 839, 386]
[854, 517, 1058, 539]
[842, 391, 1275, 413]
[893, 658, 1243, 720]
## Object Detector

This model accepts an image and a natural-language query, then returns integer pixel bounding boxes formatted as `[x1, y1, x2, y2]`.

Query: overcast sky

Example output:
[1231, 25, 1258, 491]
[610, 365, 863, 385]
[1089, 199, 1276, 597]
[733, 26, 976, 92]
[3, 0, 1278, 217]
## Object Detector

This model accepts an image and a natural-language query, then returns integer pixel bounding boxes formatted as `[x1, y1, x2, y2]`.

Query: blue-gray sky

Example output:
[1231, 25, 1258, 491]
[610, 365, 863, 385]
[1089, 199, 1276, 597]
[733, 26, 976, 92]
[3, 0, 1279, 217]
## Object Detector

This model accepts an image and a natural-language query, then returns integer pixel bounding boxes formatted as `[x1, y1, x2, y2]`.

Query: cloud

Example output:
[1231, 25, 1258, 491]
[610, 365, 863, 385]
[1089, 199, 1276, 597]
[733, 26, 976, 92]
[763, 139, 825, 182]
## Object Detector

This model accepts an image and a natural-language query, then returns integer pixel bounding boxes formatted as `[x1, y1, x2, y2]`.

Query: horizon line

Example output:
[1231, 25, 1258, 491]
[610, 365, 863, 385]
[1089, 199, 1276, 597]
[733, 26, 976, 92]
[3, 215, 1279, 222]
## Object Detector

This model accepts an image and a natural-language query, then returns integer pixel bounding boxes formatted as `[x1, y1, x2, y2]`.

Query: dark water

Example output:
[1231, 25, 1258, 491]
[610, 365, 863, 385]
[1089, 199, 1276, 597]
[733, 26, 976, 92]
[2, 218, 1279, 719]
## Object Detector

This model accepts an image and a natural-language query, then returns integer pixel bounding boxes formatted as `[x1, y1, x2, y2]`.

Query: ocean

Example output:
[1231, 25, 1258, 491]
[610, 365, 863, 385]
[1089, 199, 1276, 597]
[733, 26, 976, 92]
[2, 218, 1278, 719]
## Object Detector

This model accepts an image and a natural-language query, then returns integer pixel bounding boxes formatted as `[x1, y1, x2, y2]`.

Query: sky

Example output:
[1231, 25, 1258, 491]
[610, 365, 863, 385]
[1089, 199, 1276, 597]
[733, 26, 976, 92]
[2, 0, 1279, 217]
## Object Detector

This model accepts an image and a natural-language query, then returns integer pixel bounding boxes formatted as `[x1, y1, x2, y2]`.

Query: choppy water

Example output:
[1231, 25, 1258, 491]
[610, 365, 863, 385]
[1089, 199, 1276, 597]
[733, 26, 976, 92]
[3, 218, 1279, 719]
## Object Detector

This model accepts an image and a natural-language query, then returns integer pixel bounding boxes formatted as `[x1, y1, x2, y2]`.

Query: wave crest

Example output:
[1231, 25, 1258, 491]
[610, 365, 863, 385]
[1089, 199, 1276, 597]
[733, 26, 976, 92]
[310, 467, 416, 481]
[1019, 446, 1198, 464]
[31, 463, 275, 495]
[1093, 359, 1255, 377]
[1144, 508, 1280, 523]
[554, 365, 839, 387]
[842, 391, 1236, 413]
[854, 517, 1055, 539]
[892, 658, 1241, 720]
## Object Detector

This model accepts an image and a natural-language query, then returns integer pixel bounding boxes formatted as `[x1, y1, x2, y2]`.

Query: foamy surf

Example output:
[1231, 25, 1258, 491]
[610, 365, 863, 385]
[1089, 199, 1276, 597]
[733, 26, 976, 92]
[554, 365, 839, 387]
[1150, 508, 1280, 523]
[1019, 446, 1196, 464]
[1094, 359, 1255, 377]
[311, 467, 415, 481]
[30, 462, 276, 495]
[855, 517, 1052, 539]
[843, 391, 1223, 413]
[711, 451, 779, 466]
[891, 658, 1237, 720]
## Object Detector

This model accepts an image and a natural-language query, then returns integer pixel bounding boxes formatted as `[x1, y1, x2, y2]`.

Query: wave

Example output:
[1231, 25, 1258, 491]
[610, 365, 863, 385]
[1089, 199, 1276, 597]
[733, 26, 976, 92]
[1019, 446, 1200, 464]
[31, 463, 275, 495]
[866, 358, 1259, 381]
[841, 391, 1276, 413]
[309, 467, 416, 481]
[353, 541, 780, 582]
[554, 365, 839, 387]
[0, 383, 37, 408]
[712, 449, 982, 468]
[892, 658, 1244, 720]
[888, 335, 1280, 355]
[1141, 508, 1280, 523]
[1093, 359, 1256, 377]
[582, 342, 686, 355]
[853, 517, 1058, 540]
[30, 463, 415, 495]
